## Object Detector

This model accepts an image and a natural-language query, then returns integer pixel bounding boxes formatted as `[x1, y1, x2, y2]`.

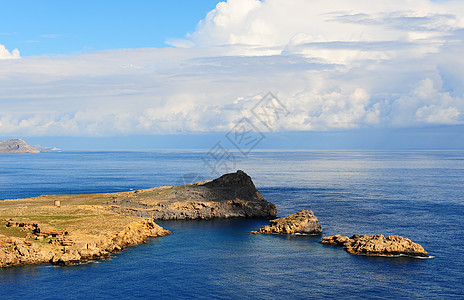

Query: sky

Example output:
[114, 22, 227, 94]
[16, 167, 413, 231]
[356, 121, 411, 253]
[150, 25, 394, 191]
[1, 0, 464, 149]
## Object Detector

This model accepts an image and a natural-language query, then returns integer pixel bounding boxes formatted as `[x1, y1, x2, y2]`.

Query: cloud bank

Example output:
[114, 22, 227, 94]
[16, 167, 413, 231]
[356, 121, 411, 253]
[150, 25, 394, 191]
[1, 0, 464, 136]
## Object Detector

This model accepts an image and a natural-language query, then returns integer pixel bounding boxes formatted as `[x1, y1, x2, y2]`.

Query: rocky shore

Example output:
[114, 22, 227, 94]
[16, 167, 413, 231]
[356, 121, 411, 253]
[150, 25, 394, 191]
[251, 210, 322, 235]
[321, 234, 429, 257]
[0, 219, 170, 267]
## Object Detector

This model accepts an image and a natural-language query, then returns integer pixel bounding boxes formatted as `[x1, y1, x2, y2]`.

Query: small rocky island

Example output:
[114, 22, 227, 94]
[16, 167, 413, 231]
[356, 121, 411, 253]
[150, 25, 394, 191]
[251, 210, 322, 235]
[0, 139, 59, 153]
[321, 234, 429, 258]
[0, 170, 276, 267]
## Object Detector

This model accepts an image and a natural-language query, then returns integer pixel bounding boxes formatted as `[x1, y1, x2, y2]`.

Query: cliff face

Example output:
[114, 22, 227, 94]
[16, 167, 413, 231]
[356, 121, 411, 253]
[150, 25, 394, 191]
[321, 234, 428, 257]
[0, 219, 170, 267]
[251, 210, 322, 235]
[0, 139, 40, 153]
[107, 170, 277, 220]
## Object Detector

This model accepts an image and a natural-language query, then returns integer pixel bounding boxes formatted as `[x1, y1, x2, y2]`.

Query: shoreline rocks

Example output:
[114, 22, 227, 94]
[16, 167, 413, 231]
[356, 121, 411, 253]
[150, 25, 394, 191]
[0, 219, 170, 267]
[321, 234, 429, 258]
[251, 210, 322, 235]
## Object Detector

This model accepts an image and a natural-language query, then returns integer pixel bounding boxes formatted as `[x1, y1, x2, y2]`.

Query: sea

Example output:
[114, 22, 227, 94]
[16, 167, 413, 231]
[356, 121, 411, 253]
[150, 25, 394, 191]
[0, 150, 463, 299]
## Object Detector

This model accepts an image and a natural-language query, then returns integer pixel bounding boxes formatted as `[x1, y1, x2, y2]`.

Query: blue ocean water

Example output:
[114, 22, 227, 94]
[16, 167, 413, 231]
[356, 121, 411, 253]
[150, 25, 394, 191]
[0, 150, 463, 299]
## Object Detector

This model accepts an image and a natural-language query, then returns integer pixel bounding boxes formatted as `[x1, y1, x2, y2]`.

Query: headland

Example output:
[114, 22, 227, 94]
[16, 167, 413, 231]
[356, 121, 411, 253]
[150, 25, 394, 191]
[0, 170, 276, 267]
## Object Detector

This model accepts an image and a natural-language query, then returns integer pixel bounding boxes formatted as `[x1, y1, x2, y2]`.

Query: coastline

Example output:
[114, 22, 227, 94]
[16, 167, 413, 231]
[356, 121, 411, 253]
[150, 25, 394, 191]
[0, 171, 276, 267]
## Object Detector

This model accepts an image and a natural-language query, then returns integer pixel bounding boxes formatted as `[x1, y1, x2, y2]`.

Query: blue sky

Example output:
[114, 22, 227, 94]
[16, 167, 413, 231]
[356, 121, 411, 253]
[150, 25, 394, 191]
[1, 0, 463, 149]
[0, 0, 221, 55]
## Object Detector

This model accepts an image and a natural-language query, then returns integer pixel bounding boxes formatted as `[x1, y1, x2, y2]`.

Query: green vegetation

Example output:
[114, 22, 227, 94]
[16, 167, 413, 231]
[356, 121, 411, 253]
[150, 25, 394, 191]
[0, 225, 28, 238]
[31, 237, 52, 246]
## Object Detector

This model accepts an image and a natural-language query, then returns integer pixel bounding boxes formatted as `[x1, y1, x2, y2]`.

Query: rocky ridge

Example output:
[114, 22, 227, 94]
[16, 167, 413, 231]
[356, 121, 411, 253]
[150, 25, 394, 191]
[251, 210, 322, 235]
[321, 234, 429, 257]
[107, 170, 277, 220]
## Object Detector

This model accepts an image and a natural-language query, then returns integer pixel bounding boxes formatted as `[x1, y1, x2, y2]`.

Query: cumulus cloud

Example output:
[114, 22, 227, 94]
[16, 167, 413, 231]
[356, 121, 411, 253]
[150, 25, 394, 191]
[184, 0, 464, 59]
[0, 43, 20, 59]
[1, 0, 464, 136]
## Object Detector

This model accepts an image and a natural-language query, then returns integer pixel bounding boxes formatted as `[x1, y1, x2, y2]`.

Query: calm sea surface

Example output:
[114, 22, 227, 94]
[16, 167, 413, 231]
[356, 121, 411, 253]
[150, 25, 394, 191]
[0, 150, 463, 299]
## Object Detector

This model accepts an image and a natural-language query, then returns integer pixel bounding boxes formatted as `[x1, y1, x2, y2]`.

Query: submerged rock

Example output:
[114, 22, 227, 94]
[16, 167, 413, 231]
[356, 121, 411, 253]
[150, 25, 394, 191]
[251, 210, 322, 235]
[321, 234, 429, 258]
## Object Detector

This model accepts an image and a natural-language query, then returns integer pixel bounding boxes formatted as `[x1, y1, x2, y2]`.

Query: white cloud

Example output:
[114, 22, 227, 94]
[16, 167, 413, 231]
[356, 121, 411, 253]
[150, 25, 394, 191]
[1, 0, 464, 136]
[0, 43, 20, 59]
[182, 0, 464, 60]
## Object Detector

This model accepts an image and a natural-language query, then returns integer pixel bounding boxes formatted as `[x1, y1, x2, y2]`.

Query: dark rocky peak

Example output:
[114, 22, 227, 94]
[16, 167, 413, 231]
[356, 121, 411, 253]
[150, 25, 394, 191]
[202, 170, 256, 189]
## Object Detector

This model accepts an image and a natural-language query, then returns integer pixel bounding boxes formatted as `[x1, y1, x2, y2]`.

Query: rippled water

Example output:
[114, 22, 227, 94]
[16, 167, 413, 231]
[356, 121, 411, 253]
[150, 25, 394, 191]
[1, 150, 463, 299]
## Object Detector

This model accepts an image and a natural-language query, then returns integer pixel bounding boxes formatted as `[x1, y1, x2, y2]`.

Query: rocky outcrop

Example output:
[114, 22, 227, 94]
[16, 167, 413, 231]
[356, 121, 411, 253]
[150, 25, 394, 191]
[251, 210, 322, 235]
[321, 234, 429, 258]
[108, 170, 277, 220]
[0, 219, 170, 267]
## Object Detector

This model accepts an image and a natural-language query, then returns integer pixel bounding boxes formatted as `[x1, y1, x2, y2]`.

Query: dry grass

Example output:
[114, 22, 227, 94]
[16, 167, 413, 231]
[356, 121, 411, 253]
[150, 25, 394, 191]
[0, 190, 153, 236]
[0, 183, 204, 239]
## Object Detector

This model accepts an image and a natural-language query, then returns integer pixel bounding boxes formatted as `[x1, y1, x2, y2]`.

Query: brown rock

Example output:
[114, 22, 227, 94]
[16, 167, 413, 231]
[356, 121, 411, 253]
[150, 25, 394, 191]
[321, 234, 429, 257]
[251, 210, 322, 235]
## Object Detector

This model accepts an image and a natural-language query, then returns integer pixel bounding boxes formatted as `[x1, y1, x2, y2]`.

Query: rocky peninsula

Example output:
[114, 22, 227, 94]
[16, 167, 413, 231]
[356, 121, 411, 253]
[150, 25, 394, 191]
[251, 210, 322, 235]
[0, 171, 276, 267]
[321, 234, 429, 258]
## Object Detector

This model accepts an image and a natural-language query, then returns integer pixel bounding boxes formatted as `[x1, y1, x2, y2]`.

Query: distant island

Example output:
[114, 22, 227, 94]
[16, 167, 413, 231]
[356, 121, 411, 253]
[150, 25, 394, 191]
[0, 139, 60, 153]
